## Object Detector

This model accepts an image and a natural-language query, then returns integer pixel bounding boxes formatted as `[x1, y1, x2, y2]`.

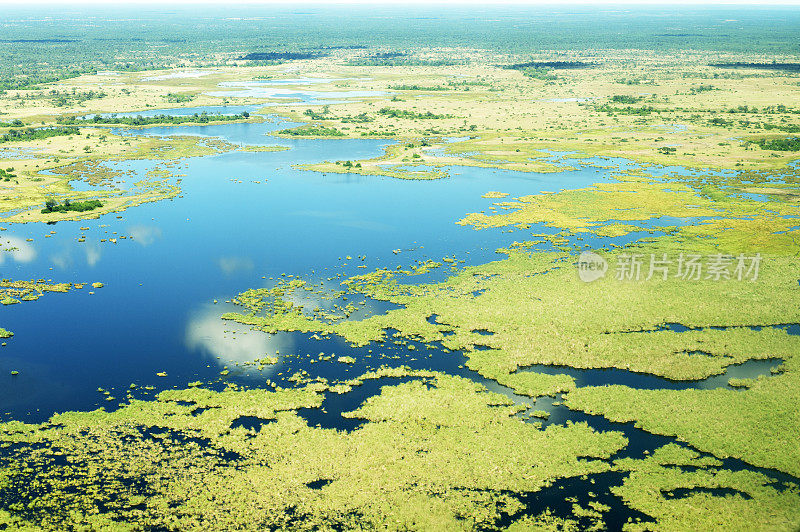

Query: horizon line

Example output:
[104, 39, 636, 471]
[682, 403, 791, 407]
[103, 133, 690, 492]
[3, 1, 800, 6]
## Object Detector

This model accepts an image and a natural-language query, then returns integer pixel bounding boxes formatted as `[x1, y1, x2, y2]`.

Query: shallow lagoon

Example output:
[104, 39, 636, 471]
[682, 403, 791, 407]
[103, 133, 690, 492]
[0, 113, 789, 430]
[0, 113, 621, 421]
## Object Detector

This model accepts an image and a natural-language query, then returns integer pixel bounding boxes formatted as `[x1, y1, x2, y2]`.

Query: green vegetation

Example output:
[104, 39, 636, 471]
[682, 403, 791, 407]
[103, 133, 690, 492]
[506, 60, 594, 70]
[377, 107, 450, 120]
[689, 84, 715, 94]
[46, 89, 106, 107]
[276, 124, 345, 137]
[0, 168, 16, 181]
[521, 67, 558, 81]
[754, 136, 800, 151]
[0, 126, 79, 144]
[3, 11, 800, 529]
[610, 94, 646, 104]
[389, 84, 450, 91]
[41, 198, 103, 214]
[58, 112, 250, 127]
[612, 445, 800, 531]
[345, 57, 461, 67]
[302, 107, 332, 120]
[0, 373, 629, 529]
[596, 104, 656, 115]
[240, 51, 321, 61]
[566, 352, 800, 477]
[220, 164, 800, 499]
[0, 68, 98, 91]
[339, 112, 373, 123]
[0, 280, 73, 306]
[710, 62, 800, 72]
[164, 92, 196, 103]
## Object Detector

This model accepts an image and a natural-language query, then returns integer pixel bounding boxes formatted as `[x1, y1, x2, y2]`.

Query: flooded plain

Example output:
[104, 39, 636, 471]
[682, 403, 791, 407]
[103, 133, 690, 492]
[1, 103, 798, 530]
[2, 108, 790, 424]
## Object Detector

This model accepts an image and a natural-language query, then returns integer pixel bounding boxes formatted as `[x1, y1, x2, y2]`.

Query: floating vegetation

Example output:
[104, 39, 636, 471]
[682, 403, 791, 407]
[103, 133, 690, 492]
[482, 191, 510, 199]
[0, 279, 75, 329]
[0, 374, 629, 529]
[220, 162, 800, 499]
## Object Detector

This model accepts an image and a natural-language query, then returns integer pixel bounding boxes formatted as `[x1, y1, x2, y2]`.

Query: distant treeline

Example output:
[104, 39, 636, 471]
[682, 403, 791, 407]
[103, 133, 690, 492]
[370, 51, 408, 59]
[0, 68, 96, 91]
[710, 62, 800, 72]
[505, 61, 596, 70]
[0, 126, 78, 144]
[0, 62, 168, 91]
[4, 7, 800, 96]
[240, 52, 322, 61]
[345, 57, 462, 67]
[0, 39, 78, 43]
[317, 45, 368, 51]
[58, 112, 250, 126]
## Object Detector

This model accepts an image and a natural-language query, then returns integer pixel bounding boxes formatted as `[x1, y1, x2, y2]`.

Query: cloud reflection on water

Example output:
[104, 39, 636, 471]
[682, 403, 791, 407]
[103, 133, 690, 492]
[217, 256, 255, 276]
[185, 303, 292, 370]
[0, 235, 36, 264]
[128, 225, 163, 247]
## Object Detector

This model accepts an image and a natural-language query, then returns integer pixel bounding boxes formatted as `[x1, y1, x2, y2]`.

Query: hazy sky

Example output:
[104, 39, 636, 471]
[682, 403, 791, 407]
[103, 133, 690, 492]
[2, 0, 800, 5]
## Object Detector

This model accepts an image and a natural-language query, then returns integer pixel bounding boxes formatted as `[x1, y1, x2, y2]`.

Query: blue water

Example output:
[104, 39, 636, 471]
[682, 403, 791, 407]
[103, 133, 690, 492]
[519, 358, 784, 391]
[0, 114, 622, 421]
[0, 112, 792, 430]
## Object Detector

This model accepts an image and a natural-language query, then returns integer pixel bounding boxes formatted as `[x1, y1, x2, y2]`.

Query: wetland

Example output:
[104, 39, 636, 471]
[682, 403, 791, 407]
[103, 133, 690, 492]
[1, 4, 800, 531]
